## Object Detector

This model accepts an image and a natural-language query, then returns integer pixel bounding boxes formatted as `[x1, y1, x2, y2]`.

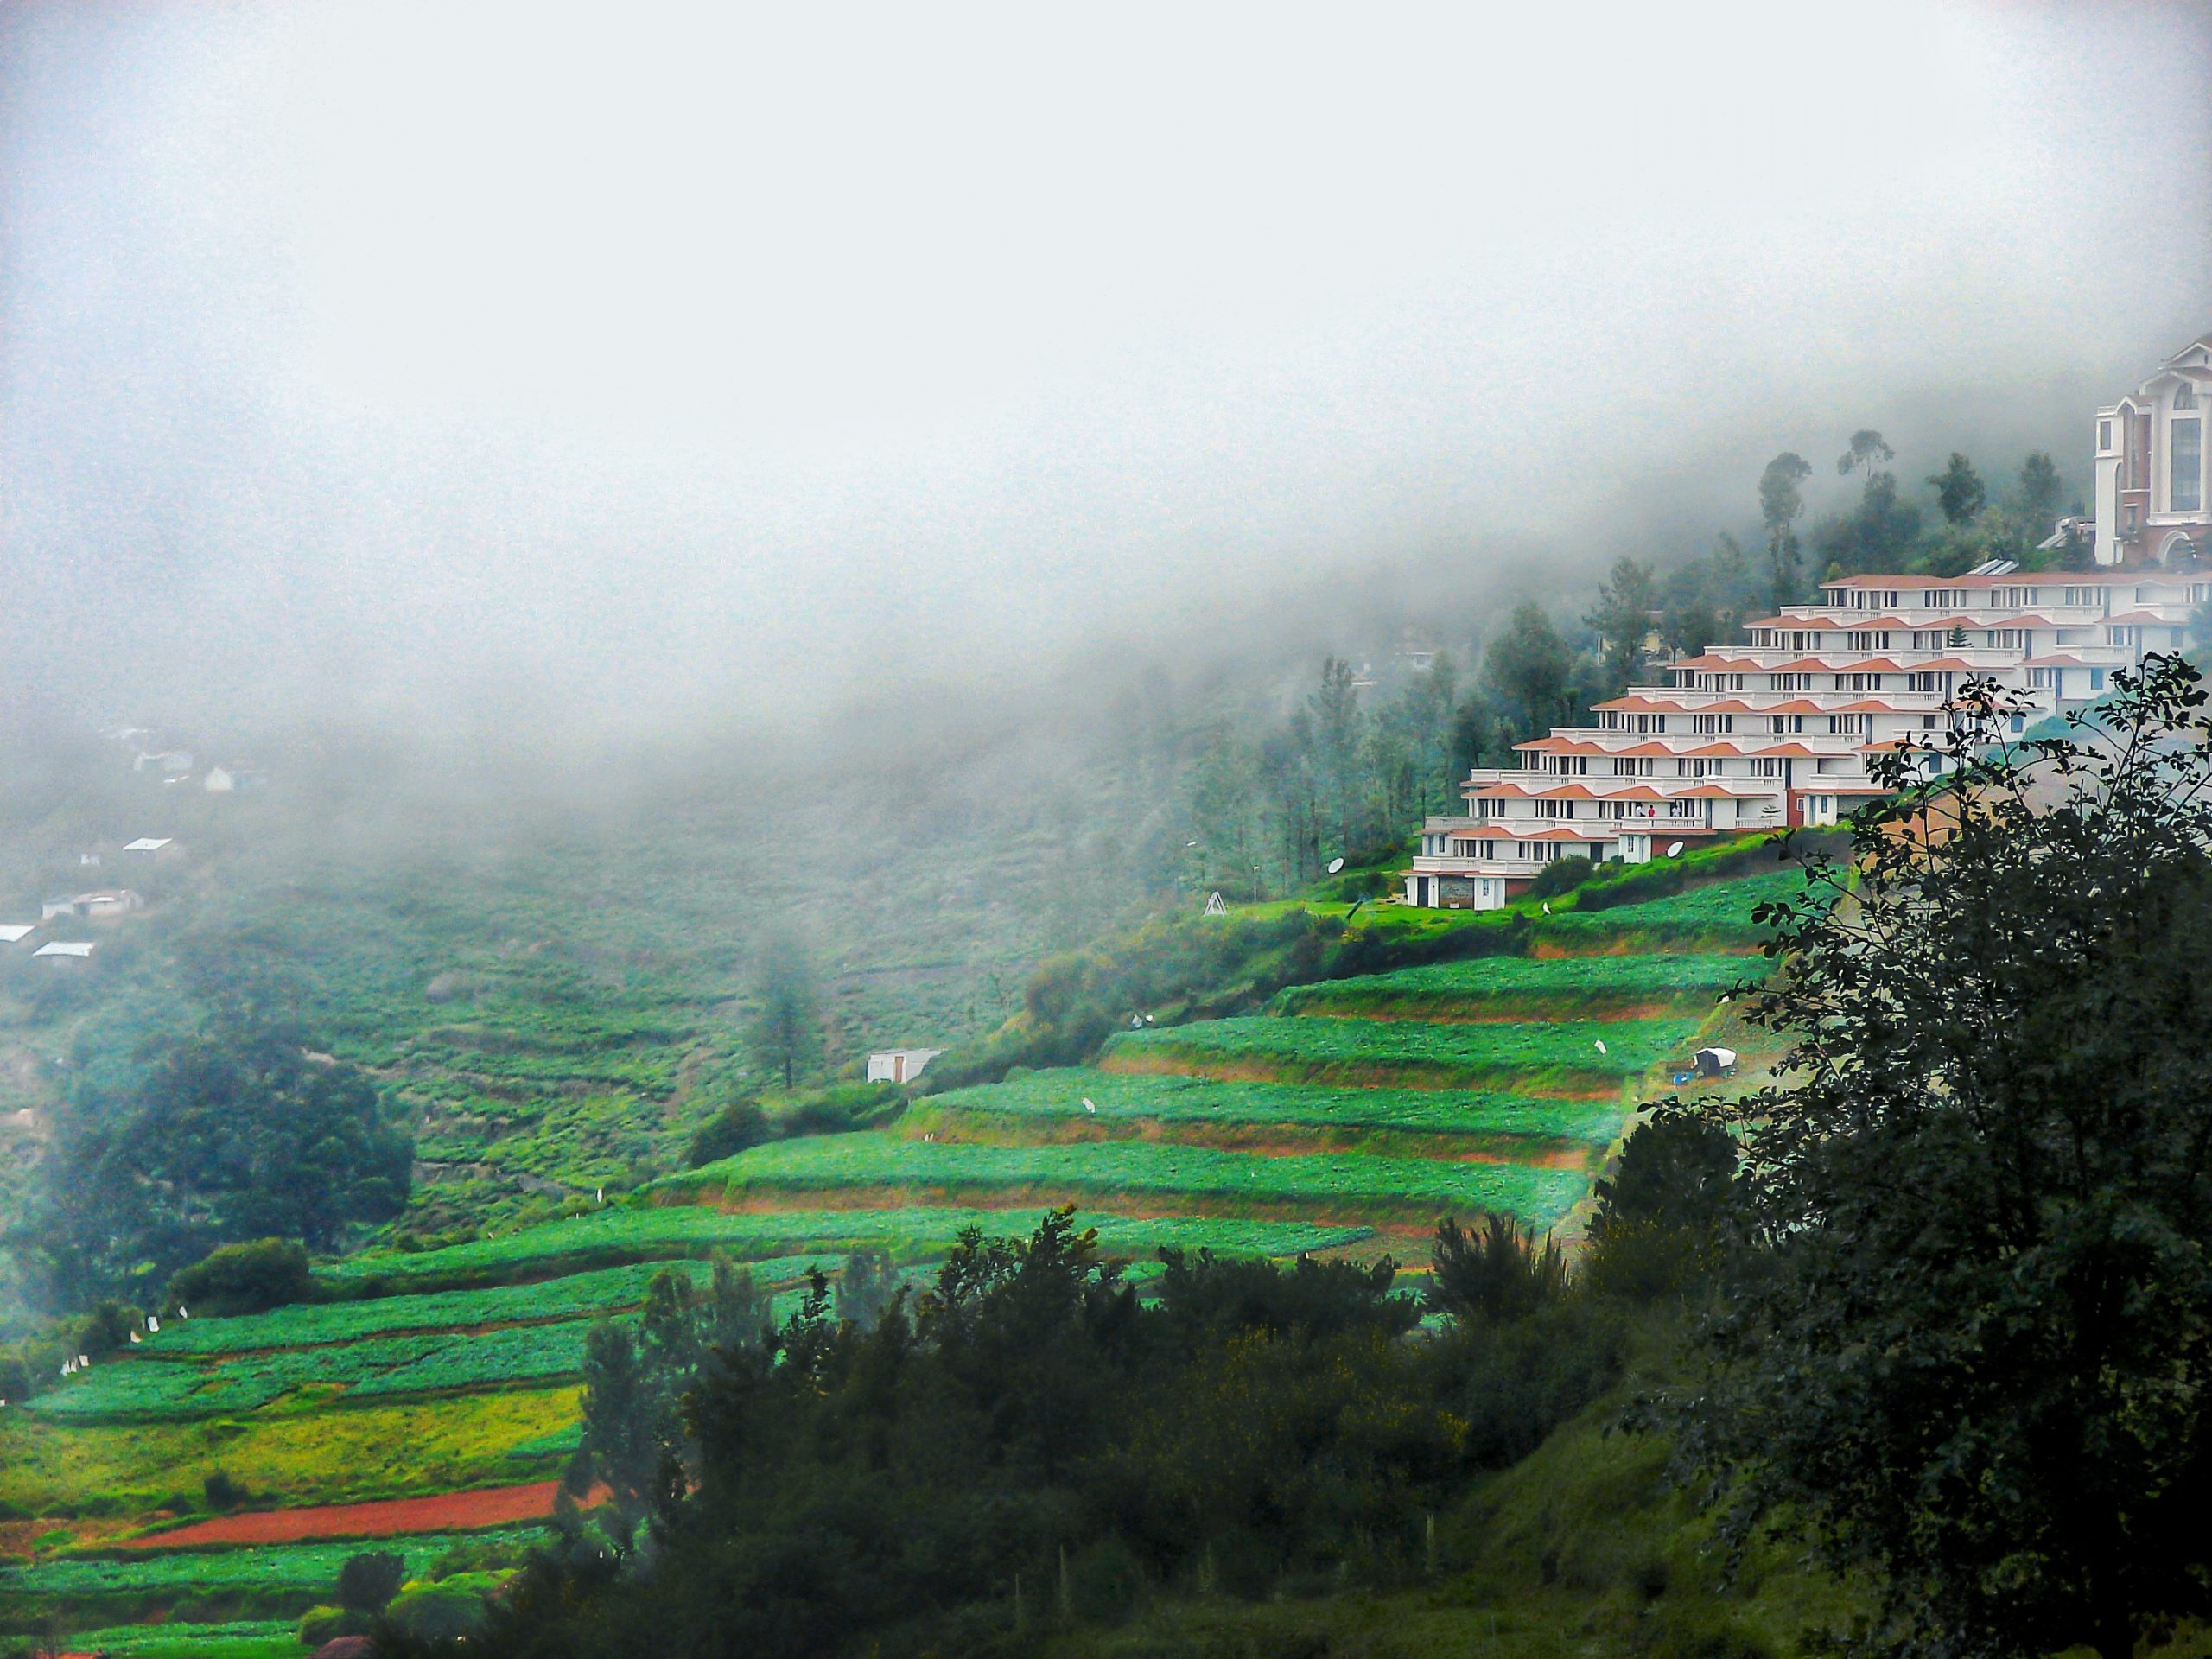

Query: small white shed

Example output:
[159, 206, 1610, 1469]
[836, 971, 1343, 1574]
[867, 1048, 943, 1085]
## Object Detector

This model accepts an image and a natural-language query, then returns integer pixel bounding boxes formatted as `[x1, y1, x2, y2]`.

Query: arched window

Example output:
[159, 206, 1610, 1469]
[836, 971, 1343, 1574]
[2177, 381, 2199, 410]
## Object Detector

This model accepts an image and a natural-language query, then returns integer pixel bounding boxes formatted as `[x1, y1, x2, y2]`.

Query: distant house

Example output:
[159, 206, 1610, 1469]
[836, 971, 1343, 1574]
[33, 941, 96, 963]
[202, 766, 238, 792]
[0, 924, 35, 945]
[122, 836, 182, 862]
[134, 750, 193, 776]
[43, 890, 145, 922]
[866, 1048, 943, 1085]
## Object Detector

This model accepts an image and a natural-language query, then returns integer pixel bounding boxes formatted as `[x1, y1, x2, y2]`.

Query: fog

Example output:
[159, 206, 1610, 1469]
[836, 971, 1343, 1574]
[3, 2, 2209, 751]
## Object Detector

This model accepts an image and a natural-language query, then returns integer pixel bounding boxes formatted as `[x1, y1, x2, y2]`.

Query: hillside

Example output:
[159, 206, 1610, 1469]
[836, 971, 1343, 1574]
[0, 849, 1804, 1657]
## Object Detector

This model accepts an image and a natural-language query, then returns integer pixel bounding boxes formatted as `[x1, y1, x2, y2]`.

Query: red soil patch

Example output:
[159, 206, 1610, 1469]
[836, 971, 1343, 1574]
[121, 1479, 598, 1548]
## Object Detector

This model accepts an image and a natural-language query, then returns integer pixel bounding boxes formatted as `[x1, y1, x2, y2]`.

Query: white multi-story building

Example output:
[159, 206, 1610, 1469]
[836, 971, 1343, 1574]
[1402, 569, 2201, 909]
[2094, 332, 2211, 568]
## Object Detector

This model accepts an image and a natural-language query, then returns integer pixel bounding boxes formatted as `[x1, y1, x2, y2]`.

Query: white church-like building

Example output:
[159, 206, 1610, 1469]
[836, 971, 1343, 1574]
[1403, 333, 2210, 911]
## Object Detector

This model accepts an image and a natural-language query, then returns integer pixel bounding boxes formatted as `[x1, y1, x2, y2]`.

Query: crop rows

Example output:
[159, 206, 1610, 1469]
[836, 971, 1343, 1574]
[0, 1527, 548, 1600]
[44, 1620, 299, 1659]
[1272, 953, 1766, 1019]
[673, 1132, 1589, 1227]
[29, 1323, 609, 1423]
[918, 1068, 1623, 1145]
[1529, 866, 1828, 949]
[143, 1260, 730, 1357]
[1103, 1016, 1703, 1090]
[323, 1205, 1370, 1287]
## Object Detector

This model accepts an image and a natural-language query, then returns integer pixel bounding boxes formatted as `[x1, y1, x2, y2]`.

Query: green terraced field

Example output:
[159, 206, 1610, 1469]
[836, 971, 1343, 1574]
[143, 1259, 728, 1357]
[322, 1205, 1370, 1287]
[1529, 866, 1831, 949]
[41, 1620, 300, 1659]
[0, 1528, 547, 1602]
[1103, 1016, 1704, 1090]
[918, 1068, 1623, 1144]
[26, 1324, 601, 1422]
[1272, 953, 1768, 1019]
[672, 1132, 1590, 1227]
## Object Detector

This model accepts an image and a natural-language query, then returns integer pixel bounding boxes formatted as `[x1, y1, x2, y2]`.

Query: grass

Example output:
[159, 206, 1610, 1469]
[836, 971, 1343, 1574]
[1102, 1017, 1704, 1093]
[1272, 953, 1768, 1020]
[142, 1260, 734, 1357]
[914, 1067, 1624, 1146]
[0, 1389, 582, 1516]
[669, 1132, 1592, 1229]
[1528, 865, 1828, 950]
[38, 1620, 301, 1659]
[0, 1527, 546, 1602]
[321, 1205, 1370, 1288]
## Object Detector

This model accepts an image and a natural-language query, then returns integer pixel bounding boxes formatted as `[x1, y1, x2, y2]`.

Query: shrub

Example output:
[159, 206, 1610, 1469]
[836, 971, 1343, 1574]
[385, 1582, 487, 1643]
[203, 1469, 245, 1511]
[339, 1550, 407, 1612]
[300, 1604, 368, 1645]
[1525, 856, 1599, 899]
[1452, 1301, 1625, 1466]
[1066, 1535, 1145, 1626]
[1427, 1214, 1567, 1324]
[1582, 1113, 1737, 1303]
[169, 1238, 317, 1317]
[683, 1099, 770, 1168]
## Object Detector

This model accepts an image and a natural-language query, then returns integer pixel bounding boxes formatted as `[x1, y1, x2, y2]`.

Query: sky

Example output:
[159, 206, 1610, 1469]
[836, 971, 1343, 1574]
[2, 1, 2209, 746]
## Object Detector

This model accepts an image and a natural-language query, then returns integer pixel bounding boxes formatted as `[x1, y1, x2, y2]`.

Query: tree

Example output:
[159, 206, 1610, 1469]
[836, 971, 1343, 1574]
[748, 931, 821, 1091]
[21, 1027, 410, 1304]
[1584, 556, 1658, 697]
[1307, 657, 1365, 855]
[1758, 452, 1814, 610]
[1670, 658, 2212, 1659]
[1479, 601, 1572, 741]
[836, 1248, 900, 1332]
[2017, 450, 2063, 531]
[1926, 450, 1987, 526]
[1835, 428, 1894, 479]
[1427, 1213, 1566, 1324]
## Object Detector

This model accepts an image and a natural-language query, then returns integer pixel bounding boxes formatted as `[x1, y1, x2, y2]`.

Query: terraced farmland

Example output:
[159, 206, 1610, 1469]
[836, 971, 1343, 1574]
[669, 1132, 1591, 1228]
[1102, 1015, 1704, 1092]
[914, 1069, 1623, 1151]
[1, 861, 1796, 1655]
[1273, 953, 1770, 1020]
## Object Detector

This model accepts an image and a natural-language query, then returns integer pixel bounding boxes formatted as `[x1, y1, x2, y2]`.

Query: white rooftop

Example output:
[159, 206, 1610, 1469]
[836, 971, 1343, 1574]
[122, 837, 174, 852]
[0, 925, 34, 944]
[34, 941, 96, 958]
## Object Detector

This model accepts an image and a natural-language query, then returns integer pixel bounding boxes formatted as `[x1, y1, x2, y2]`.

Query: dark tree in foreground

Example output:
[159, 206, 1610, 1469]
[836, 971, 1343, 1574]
[1673, 656, 2212, 1659]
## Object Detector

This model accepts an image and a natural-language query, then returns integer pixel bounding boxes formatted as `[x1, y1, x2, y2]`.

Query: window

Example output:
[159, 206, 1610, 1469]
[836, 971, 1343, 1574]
[2100, 418, 2114, 451]
[2179, 383, 2199, 410]
[2029, 668, 2056, 690]
[2090, 669, 2107, 691]
[1750, 757, 1783, 779]
[1612, 757, 1652, 776]
[1848, 630, 1892, 652]
[1771, 672, 1812, 691]
[1692, 714, 1733, 734]
[1768, 715, 1803, 734]
[2172, 416, 2202, 513]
